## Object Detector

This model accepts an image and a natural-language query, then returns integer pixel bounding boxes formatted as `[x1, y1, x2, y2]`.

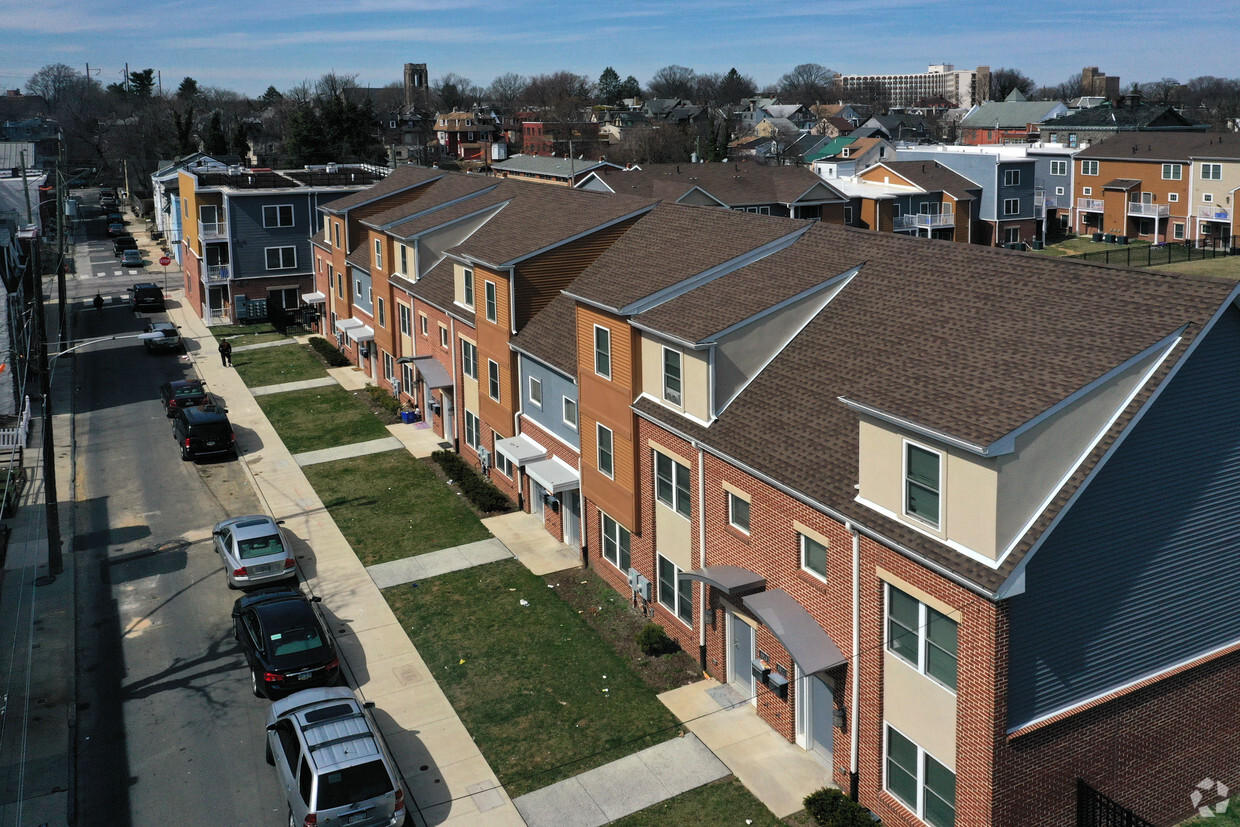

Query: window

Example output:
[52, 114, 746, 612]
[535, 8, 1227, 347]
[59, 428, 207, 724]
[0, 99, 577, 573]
[1003, 198, 1019, 216]
[1068, 134, 1078, 149]
[1004, 227, 1020, 244]
[334, 222, 341, 248]
[401, 362, 413, 396]
[843, 206, 853, 224]
[594, 325, 611, 378]
[885, 725, 956, 827]
[463, 268, 474, 307]
[495, 450, 513, 478]
[562, 397, 578, 430]
[462, 341, 478, 379]
[324, 222, 331, 243]
[382, 351, 394, 381]
[265, 246, 296, 270]
[886, 584, 958, 690]
[1168, 192, 1179, 203]
[662, 347, 682, 405]
[800, 533, 827, 581]
[355, 279, 362, 300]
[487, 359, 500, 400]
[398, 304, 410, 335]
[1003, 169, 1020, 186]
[905, 443, 940, 527]
[1161, 163, 1182, 180]
[417, 313, 426, 336]
[597, 424, 614, 478]
[399, 244, 408, 275]
[1055, 186, 1064, 196]
[373, 239, 383, 268]
[601, 513, 630, 571]
[1049, 160, 1067, 176]
[1082, 186, 1092, 196]
[1203, 193, 1214, 203]
[439, 324, 449, 349]
[332, 266, 341, 297]
[464, 410, 481, 449]
[655, 452, 691, 518]
[728, 492, 750, 534]
[263, 204, 294, 228]
[485, 281, 497, 323]
[1174, 222, 1185, 240]
[1202, 163, 1223, 180]
[1081, 159, 1098, 176]
[528, 376, 542, 408]
[376, 297, 386, 328]
[657, 554, 694, 625]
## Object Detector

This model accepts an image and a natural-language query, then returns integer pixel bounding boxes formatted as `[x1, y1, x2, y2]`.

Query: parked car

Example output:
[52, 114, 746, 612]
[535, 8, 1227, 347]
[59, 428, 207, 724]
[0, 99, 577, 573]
[213, 515, 296, 589]
[113, 235, 138, 256]
[100, 195, 117, 210]
[159, 378, 209, 416]
[265, 687, 406, 827]
[107, 221, 126, 236]
[130, 282, 165, 311]
[172, 404, 236, 461]
[99, 187, 116, 199]
[233, 587, 339, 698]
[143, 322, 183, 353]
[121, 249, 145, 268]
[106, 211, 124, 225]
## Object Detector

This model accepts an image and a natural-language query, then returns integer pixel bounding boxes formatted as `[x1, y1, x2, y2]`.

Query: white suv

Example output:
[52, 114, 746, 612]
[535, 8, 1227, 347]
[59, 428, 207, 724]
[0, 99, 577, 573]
[266, 687, 406, 827]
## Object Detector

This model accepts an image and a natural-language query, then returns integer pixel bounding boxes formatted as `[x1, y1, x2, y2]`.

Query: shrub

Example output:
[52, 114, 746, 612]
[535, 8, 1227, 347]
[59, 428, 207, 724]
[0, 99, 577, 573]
[361, 384, 401, 415]
[804, 788, 879, 827]
[636, 622, 678, 657]
[431, 450, 513, 514]
[308, 336, 351, 367]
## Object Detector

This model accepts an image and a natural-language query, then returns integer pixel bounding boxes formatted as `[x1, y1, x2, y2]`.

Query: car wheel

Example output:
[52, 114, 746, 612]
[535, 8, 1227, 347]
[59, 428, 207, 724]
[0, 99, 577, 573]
[251, 669, 265, 699]
[265, 739, 274, 766]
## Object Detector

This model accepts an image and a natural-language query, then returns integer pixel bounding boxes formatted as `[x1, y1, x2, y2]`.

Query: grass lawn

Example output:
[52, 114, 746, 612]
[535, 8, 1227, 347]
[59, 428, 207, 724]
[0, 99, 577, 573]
[610, 778, 785, 827]
[1041, 237, 1154, 257]
[210, 321, 297, 347]
[233, 343, 328, 387]
[255, 385, 391, 454]
[1181, 797, 1240, 825]
[301, 451, 491, 565]
[385, 560, 682, 797]
[1152, 255, 1240, 280]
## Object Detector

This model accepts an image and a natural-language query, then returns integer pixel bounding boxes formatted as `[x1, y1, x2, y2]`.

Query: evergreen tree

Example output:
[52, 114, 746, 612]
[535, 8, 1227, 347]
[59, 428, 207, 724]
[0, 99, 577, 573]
[229, 121, 250, 160]
[129, 68, 156, 98]
[203, 111, 227, 155]
[260, 86, 284, 106]
[619, 76, 642, 102]
[172, 106, 197, 156]
[176, 77, 199, 100]
[598, 67, 622, 105]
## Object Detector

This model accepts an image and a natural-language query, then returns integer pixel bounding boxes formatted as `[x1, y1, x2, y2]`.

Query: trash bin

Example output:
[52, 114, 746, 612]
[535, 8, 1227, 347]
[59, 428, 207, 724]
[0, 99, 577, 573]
[401, 410, 416, 424]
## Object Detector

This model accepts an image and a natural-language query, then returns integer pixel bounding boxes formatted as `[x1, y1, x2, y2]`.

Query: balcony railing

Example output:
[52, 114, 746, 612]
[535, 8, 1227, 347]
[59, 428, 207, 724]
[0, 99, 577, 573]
[1198, 205, 1231, 222]
[205, 264, 231, 283]
[1078, 198, 1104, 212]
[199, 219, 228, 241]
[894, 210, 955, 230]
[1127, 202, 1169, 218]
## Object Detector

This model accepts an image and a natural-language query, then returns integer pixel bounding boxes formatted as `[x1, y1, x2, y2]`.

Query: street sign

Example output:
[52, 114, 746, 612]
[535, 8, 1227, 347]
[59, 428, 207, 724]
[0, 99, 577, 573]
[159, 256, 171, 266]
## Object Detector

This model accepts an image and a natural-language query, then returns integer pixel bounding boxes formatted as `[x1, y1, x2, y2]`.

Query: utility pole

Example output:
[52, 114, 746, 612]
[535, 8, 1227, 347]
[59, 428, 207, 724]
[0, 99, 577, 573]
[56, 147, 67, 348]
[31, 240, 62, 576]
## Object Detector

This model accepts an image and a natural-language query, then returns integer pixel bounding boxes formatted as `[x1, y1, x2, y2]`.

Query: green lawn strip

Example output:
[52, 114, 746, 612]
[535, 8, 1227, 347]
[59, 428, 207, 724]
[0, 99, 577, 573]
[1181, 797, 1240, 825]
[301, 452, 490, 565]
[609, 778, 786, 827]
[385, 560, 681, 797]
[209, 321, 298, 347]
[1152, 256, 1240, 280]
[233, 342, 328, 387]
[255, 385, 391, 454]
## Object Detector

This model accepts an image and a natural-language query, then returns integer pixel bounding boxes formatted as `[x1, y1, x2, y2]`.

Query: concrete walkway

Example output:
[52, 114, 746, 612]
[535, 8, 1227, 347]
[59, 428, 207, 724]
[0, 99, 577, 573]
[251, 376, 337, 396]
[482, 512, 581, 576]
[328, 363, 374, 391]
[293, 435, 406, 467]
[385, 420, 452, 459]
[229, 338, 298, 353]
[367, 539, 513, 589]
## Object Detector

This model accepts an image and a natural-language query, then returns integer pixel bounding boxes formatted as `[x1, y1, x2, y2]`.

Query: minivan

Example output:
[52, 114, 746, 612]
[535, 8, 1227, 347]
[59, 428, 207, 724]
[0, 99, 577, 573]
[130, 283, 165, 312]
[172, 404, 237, 461]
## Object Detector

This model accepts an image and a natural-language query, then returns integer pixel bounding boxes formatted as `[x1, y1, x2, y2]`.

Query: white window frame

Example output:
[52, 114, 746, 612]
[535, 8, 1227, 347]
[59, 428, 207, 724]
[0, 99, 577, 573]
[1054, 186, 1064, 196]
[401, 362, 414, 396]
[334, 222, 341, 248]
[1161, 163, 1182, 181]
[1203, 193, 1214, 204]
[487, 359, 500, 401]
[263, 204, 294, 228]
[1082, 186, 1092, 196]
[1003, 198, 1019, 216]
[462, 340, 478, 380]
[884, 723, 957, 827]
[662, 346, 682, 406]
[1168, 192, 1179, 203]
[885, 583, 958, 692]
[464, 410, 481, 450]
[903, 440, 942, 529]
[1081, 159, 1098, 176]
[374, 238, 383, 268]
[657, 553, 693, 626]
[594, 325, 612, 379]
[1174, 222, 1185, 240]
[800, 532, 827, 582]
[376, 297, 386, 328]
[495, 450, 513, 478]
[1003, 169, 1020, 186]
[728, 491, 750, 534]
[439, 324, 449, 349]
[562, 397, 578, 430]
[654, 451, 691, 519]
[265, 246, 296, 270]
[382, 351, 394, 381]
[843, 206, 853, 224]
[485, 280, 497, 323]
[399, 244, 409, 275]
[528, 376, 542, 408]
[596, 424, 614, 478]
[600, 512, 630, 571]
[398, 303, 410, 336]
[1202, 163, 1223, 181]
[1049, 159, 1067, 176]
[463, 267, 474, 308]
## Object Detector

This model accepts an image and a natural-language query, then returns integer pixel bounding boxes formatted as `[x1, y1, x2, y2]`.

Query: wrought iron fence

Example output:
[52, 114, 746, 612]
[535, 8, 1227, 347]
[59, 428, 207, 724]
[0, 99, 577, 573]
[1073, 237, 1234, 267]
[1077, 779, 1156, 827]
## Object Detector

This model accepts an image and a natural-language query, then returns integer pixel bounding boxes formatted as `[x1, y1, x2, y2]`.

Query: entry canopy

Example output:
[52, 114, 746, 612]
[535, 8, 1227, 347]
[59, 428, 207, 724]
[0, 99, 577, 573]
[335, 318, 363, 332]
[300, 291, 327, 303]
[742, 588, 846, 676]
[680, 565, 766, 596]
[525, 456, 579, 494]
[346, 325, 375, 343]
[494, 433, 547, 466]
[410, 356, 452, 389]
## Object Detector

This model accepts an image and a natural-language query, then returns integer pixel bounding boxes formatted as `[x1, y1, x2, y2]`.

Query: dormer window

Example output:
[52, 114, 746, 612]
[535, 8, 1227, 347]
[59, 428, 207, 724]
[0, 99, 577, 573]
[463, 268, 474, 308]
[905, 442, 941, 528]
[662, 347, 682, 405]
[842, 147, 850, 158]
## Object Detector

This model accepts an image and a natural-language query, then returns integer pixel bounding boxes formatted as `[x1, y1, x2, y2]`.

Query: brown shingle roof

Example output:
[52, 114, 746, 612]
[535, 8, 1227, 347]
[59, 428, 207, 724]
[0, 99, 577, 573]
[385, 187, 510, 239]
[876, 161, 980, 200]
[1075, 131, 1240, 161]
[510, 294, 578, 377]
[363, 173, 500, 229]
[408, 258, 455, 311]
[321, 166, 445, 215]
[588, 162, 844, 207]
[566, 203, 811, 311]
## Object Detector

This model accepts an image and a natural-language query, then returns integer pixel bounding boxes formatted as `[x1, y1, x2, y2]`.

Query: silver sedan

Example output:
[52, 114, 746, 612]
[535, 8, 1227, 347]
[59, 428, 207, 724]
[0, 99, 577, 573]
[212, 515, 297, 589]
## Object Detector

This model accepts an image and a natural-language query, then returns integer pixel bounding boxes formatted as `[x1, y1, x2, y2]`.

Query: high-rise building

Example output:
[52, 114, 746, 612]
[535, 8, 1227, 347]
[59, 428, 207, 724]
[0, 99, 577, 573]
[836, 64, 989, 108]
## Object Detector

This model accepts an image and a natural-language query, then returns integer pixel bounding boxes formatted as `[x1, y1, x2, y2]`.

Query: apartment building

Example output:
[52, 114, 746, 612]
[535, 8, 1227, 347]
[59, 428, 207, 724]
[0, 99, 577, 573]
[836, 64, 988, 109]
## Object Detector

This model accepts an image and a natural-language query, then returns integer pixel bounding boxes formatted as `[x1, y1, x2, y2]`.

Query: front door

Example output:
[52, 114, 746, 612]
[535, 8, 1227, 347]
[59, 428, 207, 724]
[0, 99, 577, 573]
[728, 611, 755, 703]
[530, 480, 545, 521]
[795, 669, 835, 764]
[562, 489, 581, 548]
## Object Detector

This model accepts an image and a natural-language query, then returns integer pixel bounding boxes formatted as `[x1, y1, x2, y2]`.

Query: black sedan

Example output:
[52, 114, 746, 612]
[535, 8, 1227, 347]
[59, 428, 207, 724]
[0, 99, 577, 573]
[159, 379, 209, 417]
[231, 587, 340, 699]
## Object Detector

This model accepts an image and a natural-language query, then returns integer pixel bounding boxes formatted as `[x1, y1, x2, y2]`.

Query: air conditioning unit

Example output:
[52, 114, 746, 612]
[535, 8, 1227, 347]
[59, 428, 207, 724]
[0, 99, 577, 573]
[627, 568, 651, 601]
[392, 379, 401, 397]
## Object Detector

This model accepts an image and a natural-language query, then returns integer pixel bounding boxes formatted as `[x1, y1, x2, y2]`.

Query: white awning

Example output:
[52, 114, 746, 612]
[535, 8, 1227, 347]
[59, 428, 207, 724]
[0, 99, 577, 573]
[494, 433, 546, 466]
[346, 325, 375, 343]
[301, 291, 327, 303]
[525, 456, 579, 494]
[335, 318, 363, 333]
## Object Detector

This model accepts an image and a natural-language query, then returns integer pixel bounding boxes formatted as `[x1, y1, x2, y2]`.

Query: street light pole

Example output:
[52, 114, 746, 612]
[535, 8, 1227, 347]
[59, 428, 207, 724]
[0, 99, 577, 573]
[32, 240, 63, 576]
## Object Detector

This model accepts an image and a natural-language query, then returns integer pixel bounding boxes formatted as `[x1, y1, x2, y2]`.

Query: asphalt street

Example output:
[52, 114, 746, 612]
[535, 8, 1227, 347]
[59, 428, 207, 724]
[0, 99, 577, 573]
[69, 195, 284, 826]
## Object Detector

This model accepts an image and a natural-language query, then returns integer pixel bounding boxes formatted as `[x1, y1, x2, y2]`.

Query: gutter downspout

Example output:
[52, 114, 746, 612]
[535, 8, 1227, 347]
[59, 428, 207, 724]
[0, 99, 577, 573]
[449, 315, 459, 453]
[512, 353, 524, 511]
[696, 445, 708, 673]
[1228, 185, 1240, 246]
[847, 520, 861, 801]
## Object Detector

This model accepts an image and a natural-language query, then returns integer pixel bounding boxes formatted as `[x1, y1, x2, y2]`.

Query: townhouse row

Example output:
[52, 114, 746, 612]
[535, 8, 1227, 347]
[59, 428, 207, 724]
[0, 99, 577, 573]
[307, 165, 1240, 827]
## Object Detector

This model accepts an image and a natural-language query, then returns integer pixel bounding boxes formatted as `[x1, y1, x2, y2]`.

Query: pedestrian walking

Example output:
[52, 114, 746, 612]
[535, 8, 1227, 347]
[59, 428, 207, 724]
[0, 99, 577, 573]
[219, 339, 233, 367]
[93, 292, 104, 314]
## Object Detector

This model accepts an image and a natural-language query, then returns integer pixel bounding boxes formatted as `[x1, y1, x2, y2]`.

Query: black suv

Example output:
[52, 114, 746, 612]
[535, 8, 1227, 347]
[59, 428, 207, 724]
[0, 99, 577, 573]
[172, 404, 237, 461]
[131, 283, 165, 312]
[113, 235, 138, 257]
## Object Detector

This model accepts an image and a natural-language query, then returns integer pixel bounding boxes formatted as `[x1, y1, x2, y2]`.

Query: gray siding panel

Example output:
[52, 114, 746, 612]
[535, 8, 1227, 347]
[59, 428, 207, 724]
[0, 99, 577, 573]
[1007, 306, 1240, 728]
[520, 358, 579, 448]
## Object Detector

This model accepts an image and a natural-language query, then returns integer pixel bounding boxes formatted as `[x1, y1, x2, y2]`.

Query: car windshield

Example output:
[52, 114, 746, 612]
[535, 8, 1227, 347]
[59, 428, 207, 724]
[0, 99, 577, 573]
[315, 761, 393, 810]
[237, 534, 283, 559]
[269, 626, 324, 657]
[174, 386, 202, 397]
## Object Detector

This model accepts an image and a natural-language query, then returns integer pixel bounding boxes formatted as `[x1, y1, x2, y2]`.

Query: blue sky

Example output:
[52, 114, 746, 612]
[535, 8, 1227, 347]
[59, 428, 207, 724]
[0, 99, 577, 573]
[4, 0, 1236, 98]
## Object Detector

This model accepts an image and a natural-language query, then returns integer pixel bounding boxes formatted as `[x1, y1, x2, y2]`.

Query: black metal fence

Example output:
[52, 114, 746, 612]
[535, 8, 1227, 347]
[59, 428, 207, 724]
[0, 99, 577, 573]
[1073, 237, 1235, 267]
[1077, 779, 1156, 827]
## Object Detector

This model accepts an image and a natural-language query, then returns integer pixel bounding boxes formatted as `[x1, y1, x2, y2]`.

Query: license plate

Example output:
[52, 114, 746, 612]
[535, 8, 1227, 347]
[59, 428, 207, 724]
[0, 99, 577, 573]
[344, 813, 367, 826]
[205, 441, 217, 446]
[293, 670, 313, 681]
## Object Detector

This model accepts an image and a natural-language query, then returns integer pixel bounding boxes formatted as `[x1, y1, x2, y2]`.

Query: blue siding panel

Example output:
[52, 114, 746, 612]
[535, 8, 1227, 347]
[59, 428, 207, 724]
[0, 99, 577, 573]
[520, 359, 579, 449]
[1007, 306, 1240, 728]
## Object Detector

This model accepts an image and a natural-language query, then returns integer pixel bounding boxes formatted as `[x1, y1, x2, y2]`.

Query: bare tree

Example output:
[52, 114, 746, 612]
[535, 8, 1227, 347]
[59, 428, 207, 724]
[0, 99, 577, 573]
[432, 73, 481, 111]
[778, 63, 835, 105]
[1035, 73, 1082, 101]
[525, 71, 592, 114]
[487, 73, 528, 114]
[647, 65, 697, 100]
[1139, 77, 1182, 105]
[694, 72, 723, 105]
[26, 63, 79, 106]
[609, 124, 694, 164]
[990, 68, 1036, 100]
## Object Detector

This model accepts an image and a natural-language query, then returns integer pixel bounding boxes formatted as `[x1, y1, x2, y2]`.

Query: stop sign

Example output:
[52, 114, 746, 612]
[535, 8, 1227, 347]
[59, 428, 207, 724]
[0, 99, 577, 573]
[159, 256, 171, 266]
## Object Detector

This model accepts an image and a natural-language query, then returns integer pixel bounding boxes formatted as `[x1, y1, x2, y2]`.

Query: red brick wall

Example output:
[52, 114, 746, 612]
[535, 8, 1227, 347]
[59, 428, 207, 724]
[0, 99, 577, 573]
[515, 416, 582, 541]
[182, 247, 203, 316]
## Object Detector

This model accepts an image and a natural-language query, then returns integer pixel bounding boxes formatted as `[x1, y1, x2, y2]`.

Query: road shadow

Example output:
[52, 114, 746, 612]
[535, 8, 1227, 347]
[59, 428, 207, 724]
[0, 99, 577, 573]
[231, 422, 266, 455]
[369, 706, 456, 827]
[281, 526, 317, 583]
[316, 601, 370, 689]
[102, 540, 189, 586]
[75, 522, 150, 551]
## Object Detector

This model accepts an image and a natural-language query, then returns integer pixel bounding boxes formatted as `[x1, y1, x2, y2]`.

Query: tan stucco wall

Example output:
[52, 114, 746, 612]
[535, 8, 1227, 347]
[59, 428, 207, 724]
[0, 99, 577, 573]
[640, 336, 710, 421]
[883, 651, 957, 771]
